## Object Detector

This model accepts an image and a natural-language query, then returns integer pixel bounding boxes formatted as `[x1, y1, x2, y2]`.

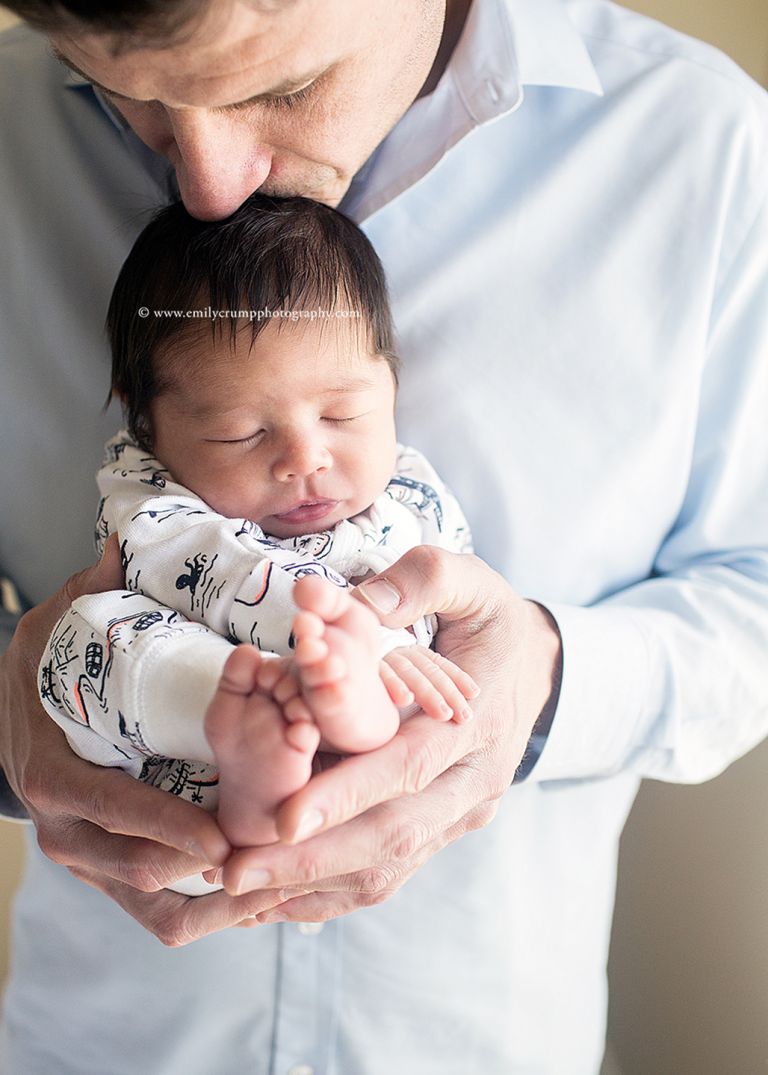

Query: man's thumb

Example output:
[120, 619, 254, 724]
[63, 534, 124, 604]
[354, 545, 464, 629]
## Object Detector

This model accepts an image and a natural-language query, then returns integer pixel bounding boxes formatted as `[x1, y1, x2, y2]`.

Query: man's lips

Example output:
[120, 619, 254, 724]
[271, 499, 339, 525]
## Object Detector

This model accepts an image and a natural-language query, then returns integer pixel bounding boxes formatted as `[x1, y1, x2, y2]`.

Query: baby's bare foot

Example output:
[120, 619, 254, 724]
[290, 576, 400, 753]
[204, 646, 320, 847]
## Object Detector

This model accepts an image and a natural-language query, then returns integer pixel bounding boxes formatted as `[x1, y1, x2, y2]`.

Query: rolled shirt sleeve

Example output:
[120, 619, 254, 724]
[533, 192, 768, 784]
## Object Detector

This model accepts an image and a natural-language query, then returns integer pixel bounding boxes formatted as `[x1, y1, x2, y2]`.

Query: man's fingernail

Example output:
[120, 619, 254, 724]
[234, 868, 272, 895]
[292, 808, 325, 843]
[358, 578, 401, 614]
[262, 912, 288, 925]
[278, 887, 312, 901]
[460, 707, 475, 722]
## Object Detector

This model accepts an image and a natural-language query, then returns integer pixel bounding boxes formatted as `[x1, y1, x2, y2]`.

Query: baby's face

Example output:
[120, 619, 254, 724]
[150, 317, 398, 538]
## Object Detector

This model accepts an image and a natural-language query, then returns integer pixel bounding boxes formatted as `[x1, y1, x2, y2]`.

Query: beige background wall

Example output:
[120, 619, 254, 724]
[1, 3, 767, 1072]
[636, 0, 768, 84]
[0, 820, 23, 989]
[607, 744, 768, 1075]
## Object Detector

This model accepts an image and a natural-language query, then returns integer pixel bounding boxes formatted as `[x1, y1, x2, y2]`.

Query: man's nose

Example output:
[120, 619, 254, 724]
[168, 111, 273, 220]
[272, 433, 332, 483]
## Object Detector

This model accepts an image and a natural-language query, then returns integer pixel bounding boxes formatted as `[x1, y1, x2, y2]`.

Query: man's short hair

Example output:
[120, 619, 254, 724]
[106, 195, 399, 448]
[6, 0, 199, 43]
[6, 0, 293, 48]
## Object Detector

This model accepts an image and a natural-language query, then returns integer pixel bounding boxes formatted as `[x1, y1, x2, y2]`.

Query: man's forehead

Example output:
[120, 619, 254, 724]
[50, 0, 361, 108]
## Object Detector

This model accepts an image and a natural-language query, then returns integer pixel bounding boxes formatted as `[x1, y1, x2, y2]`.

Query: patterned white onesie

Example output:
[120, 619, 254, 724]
[39, 432, 472, 821]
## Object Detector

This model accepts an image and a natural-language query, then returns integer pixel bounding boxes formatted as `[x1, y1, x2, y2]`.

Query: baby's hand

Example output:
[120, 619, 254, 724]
[379, 645, 479, 724]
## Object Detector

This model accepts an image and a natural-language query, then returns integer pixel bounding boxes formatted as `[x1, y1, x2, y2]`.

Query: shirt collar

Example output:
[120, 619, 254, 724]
[449, 0, 602, 122]
[506, 0, 603, 95]
[343, 0, 602, 220]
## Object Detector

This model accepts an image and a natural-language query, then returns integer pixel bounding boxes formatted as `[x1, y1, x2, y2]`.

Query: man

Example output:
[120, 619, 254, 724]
[1, 1, 767, 1072]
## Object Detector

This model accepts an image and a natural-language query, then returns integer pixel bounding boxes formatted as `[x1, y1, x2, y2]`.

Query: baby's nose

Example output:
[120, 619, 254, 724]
[272, 436, 332, 482]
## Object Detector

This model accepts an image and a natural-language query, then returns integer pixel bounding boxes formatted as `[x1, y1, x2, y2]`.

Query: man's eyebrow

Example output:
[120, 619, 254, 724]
[52, 48, 129, 98]
[52, 47, 328, 106]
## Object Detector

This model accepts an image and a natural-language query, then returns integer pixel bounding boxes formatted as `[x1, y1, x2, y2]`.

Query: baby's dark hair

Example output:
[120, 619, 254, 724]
[106, 194, 399, 448]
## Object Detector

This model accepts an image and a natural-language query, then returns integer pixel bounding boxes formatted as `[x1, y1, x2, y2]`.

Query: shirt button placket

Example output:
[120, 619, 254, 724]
[272, 920, 342, 1075]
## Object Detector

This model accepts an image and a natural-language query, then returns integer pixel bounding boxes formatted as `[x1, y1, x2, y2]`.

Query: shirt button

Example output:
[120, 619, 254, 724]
[287, 1066, 314, 1075]
[297, 921, 324, 935]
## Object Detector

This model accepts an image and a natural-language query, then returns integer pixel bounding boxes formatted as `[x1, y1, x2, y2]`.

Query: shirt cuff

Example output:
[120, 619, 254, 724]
[0, 769, 29, 821]
[0, 599, 22, 655]
[0, 577, 30, 819]
[524, 602, 651, 783]
[512, 604, 563, 782]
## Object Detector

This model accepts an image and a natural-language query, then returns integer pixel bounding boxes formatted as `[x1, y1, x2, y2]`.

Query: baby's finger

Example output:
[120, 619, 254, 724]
[386, 648, 473, 722]
[378, 659, 415, 708]
[424, 648, 480, 700]
[382, 650, 455, 721]
[401, 645, 479, 704]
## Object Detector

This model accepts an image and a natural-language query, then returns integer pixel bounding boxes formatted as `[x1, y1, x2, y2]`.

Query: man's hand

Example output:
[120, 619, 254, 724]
[219, 547, 562, 918]
[0, 538, 288, 943]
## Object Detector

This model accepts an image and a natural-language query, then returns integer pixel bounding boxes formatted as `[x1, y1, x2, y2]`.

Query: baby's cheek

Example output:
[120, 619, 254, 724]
[173, 461, 229, 514]
[204, 474, 264, 522]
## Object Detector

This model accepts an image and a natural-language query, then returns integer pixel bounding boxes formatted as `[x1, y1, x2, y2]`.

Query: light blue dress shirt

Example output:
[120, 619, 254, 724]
[1, 2, 767, 1072]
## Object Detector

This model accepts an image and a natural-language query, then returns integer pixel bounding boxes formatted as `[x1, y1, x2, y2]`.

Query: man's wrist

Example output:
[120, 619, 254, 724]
[513, 602, 563, 782]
